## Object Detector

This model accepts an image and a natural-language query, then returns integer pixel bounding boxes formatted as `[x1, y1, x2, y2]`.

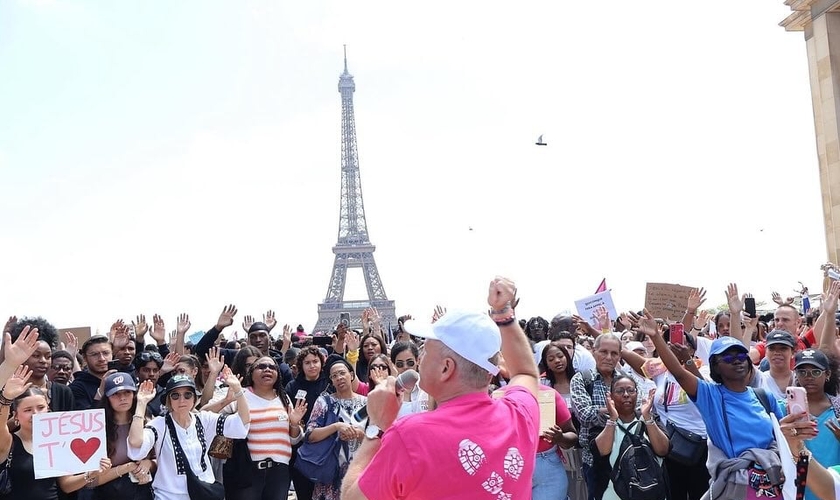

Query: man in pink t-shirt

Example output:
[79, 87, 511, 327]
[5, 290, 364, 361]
[341, 277, 540, 500]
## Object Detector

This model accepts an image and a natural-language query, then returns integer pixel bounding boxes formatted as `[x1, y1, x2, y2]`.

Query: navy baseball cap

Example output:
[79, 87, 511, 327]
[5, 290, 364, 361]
[104, 373, 137, 397]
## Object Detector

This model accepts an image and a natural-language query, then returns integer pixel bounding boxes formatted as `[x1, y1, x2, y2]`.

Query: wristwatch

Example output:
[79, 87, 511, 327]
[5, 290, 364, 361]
[365, 424, 384, 440]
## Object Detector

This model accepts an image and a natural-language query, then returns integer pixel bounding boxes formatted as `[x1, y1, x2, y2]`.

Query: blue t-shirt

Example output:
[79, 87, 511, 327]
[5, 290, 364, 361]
[690, 379, 784, 458]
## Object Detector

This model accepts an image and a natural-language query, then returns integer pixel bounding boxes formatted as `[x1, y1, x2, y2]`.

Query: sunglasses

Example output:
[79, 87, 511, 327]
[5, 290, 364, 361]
[370, 364, 389, 371]
[254, 363, 277, 372]
[395, 360, 416, 369]
[139, 352, 163, 364]
[169, 392, 194, 401]
[796, 368, 825, 379]
[612, 387, 637, 396]
[719, 352, 749, 364]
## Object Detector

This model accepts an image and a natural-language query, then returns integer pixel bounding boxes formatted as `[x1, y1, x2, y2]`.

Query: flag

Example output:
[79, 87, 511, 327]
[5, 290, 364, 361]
[595, 278, 607, 294]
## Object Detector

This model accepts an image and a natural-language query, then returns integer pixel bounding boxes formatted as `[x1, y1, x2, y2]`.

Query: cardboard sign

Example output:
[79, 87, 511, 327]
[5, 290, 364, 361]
[644, 283, 695, 321]
[574, 290, 618, 328]
[33, 409, 106, 478]
[493, 389, 555, 433]
[59, 327, 92, 347]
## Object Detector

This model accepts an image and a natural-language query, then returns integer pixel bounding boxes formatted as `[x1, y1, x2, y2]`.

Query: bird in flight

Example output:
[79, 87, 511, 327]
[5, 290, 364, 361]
[535, 135, 547, 146]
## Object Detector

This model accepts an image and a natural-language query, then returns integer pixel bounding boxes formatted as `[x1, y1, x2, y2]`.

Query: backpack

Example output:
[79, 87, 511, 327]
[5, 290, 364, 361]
[609, 420, 669, 500]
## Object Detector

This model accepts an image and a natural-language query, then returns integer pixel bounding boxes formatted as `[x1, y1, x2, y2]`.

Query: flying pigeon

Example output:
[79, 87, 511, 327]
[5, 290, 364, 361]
[535, 135, 547, 146]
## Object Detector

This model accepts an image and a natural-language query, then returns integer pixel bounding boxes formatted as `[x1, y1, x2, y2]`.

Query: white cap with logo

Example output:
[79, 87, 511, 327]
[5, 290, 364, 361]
[404, 310, 501, 376]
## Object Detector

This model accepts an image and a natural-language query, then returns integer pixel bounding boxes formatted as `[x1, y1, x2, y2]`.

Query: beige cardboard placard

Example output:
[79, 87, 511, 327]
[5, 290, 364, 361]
[59, 327, 92, 347]
[644, 283, 695, 321]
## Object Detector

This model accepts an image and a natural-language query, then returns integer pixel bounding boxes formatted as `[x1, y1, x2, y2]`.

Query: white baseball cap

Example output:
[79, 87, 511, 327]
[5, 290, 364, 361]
[404, 310, 501, 376]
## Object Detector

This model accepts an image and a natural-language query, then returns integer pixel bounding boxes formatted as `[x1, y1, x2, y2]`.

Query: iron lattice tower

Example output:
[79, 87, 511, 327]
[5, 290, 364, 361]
[313, 48, 396, 333]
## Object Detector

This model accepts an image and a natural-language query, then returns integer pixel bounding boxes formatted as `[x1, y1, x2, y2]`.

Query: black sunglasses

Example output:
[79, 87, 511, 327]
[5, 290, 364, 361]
[169, 392, 194, 401]
[139, 352, 163, 364]
[253, 363, 277, 372]
[395, 360, 416, 369]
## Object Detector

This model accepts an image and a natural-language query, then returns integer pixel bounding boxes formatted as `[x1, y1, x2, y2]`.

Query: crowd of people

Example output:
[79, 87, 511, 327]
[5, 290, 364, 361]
[4, 274, 840, 499]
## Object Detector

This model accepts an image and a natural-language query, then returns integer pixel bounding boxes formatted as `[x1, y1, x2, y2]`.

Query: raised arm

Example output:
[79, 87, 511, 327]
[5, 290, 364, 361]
[681, 288, 706, 330]
[640, 310, 699, 398]
[195, 305, 237, 360]
[0, 327, 39, 389]
[129, 380, 155, 448]
[488, 277, 538, 396]
[819, 281, 840, 357]
[725, 283, 749, 347]
[221, 366, 249, 426]
[0, 366, 32, 461]
[640, 388, 670, 456]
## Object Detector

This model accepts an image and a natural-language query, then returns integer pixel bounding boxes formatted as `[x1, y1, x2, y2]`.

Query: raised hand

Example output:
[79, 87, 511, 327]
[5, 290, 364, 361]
[2, 316, 17, 336]
[488, 277, 518, 313]
[242, 315, 255, 333]
[282, 324, 292, 343]
[593, 305, 611, 332]
[176, 313, 191, 337]
[640, 388, 656, 419]
[109, 320, 128, 342]
[206, 347, 224, 375]
[725, 283, 744, 314]
[161, 352, 182, 374]
[618, 313, 634, 331]
[345, 330, 360, 352]
[572, 315, 598, 338]
[368, 366, 389, 386]
[604, 393, 619, 421]
[1, 365, 32, 399]
[686, 288, 707, 313]
[669, 342, 693, 364]
[136, 380, 156, 405]
[222, 366, 240, 392]
[637, 310, 661, 338]
[112, 329, 130, 350]
[823, 280, 840, 313]
[432, 305, 446, 323]
[263, 310, 277, 331]
[63, 331, 79, 359]
[216, 304, 238, 331]
[3, 326, 40, 367]
[132, 315, 148, 338]
[150, 314, 166, 344]
[772, 292, 795, 306]
[695, 310, 711, 330]
[289, 398, 307, 427]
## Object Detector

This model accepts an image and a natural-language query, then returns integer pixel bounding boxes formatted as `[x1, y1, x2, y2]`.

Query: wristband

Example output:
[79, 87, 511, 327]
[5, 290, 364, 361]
[345, 349, 359, 365]
[494, 316, 516, 327]
[644, 418, 655, 425]
[233, 390, 246, 399]
[605, 419, 617, 427]
[132, 414, 144, 420]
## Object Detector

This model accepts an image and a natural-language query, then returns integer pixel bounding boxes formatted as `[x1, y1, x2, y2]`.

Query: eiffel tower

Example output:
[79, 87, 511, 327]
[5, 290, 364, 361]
[313, 48, 396, 334]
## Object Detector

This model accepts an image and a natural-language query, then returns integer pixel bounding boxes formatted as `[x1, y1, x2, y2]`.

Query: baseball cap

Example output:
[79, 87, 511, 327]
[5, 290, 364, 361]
[248, 322, 271, 334]
[164, 374, 197, 399]
[709, 336, 749, 357]
[104, 373, 137, 397]
[765, 330, 796, 349]
[626, 341, 647, 354]
[404, 310, 501, 376]
[794, 349, 829, 370]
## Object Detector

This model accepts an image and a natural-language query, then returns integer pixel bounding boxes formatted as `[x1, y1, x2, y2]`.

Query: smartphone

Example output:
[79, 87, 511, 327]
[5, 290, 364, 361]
[745, 297, 757, 319]
[339, 312, 350, 326]
[786, 386, 810, 422]
[351, 405, 368, 424]
[295, 390, 307, 401]
[312, 336, 332, 346]
[107, 360, 121, 371]
[670, 323, 685, 345]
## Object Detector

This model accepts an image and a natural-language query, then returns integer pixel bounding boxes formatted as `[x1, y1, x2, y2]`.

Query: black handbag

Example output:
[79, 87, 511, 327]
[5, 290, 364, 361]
[663, 381, 707, 466]
[165, 414, 225, 500]
[0, 441, 12, 495]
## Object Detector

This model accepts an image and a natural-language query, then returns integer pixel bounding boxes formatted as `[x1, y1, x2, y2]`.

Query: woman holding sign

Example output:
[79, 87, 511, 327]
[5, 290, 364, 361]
[128, 367, 250, 500]
[0, 365, 112, 500]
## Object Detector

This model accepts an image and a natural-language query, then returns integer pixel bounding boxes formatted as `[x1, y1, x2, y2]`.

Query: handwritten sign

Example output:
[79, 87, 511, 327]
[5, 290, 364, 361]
[574, 290, 618, 328]
[644, 283, 695, 321]
[59, 326, 92, 347]
[33, 409, 106, 478]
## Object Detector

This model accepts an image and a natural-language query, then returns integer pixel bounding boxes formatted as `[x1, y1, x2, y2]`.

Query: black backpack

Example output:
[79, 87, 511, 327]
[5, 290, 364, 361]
[610, 420, 668, 500]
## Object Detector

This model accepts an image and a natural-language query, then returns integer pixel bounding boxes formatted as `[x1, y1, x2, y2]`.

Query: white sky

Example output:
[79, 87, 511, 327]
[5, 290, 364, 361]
[0, 1, 826, 335]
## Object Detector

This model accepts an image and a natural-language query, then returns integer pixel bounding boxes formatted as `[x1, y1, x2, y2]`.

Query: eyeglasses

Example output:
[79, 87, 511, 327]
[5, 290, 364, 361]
[87, 350, 111, 359]
[50, 365, 72, 372]
[796, 368, 825, 379]
[254, 363, 277, 372]
[719, 353, 749, 364]
[612, 388, 638, 396]
[395, 360, 416, 369]
[370, 364, 389, 370]
[169, 392, 194, 401]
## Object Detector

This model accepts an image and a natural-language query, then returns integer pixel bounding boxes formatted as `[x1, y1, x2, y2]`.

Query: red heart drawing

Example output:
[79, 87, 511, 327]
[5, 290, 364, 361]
[70, 437, 100, 464]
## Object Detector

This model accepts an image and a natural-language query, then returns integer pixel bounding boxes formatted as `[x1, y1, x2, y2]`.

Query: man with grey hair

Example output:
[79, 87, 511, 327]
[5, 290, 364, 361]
[570, 332, 636, 500]
[341, 277, 539, 499]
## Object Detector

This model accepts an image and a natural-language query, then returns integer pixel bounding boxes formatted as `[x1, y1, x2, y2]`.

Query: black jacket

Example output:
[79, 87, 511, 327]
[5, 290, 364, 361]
[69, 370, 102, 411]
[195, 326, 293, 386]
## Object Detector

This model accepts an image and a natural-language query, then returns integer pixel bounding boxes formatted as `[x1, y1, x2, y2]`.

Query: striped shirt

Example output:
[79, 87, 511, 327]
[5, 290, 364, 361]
[239, 388, 303, 463]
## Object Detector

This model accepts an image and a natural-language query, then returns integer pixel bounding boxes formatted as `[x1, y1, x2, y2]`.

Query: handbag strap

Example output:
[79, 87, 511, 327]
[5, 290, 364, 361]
[215, 414, 228, 437]
[165, 413, 208, 475]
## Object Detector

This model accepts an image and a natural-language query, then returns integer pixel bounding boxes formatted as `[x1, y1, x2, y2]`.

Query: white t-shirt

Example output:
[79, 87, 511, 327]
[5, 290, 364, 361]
[573, 347, 596, 373]
[127, 411, 249, 500]
[754, 370, 793, 402]
[649, 367, 706, 436]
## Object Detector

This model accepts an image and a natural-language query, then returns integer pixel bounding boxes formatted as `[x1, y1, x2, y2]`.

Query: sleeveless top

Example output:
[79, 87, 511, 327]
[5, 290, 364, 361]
[0, 434, 58, 500]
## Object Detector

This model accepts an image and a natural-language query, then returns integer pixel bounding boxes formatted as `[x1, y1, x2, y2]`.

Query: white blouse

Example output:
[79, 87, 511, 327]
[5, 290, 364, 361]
[127, 411, 248, 500]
